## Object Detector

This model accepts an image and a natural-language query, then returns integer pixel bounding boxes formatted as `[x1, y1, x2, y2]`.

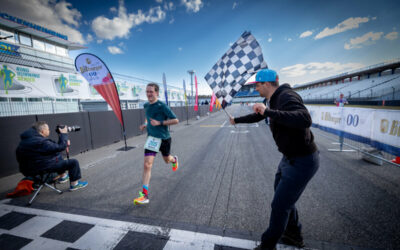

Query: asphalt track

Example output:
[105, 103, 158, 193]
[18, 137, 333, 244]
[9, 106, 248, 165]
[1, 104, 399, 249]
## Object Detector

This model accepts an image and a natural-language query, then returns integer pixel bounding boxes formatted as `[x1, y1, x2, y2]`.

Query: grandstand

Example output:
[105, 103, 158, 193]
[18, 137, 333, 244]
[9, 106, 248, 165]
[232, 85, 263, 104]
[233, 59, 400, 106]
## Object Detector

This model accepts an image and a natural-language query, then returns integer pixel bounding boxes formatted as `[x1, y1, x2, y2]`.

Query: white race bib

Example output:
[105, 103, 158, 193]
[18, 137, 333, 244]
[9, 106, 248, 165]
[144, 136, 162, 152]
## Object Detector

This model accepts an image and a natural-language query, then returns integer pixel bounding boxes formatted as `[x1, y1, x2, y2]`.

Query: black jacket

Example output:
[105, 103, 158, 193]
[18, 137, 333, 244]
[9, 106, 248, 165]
[16, 127, 68, 175]
[234, 84, 317, 158]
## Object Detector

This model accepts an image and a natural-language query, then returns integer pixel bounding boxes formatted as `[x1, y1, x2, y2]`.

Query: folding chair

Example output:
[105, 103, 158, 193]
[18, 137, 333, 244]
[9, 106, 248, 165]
[27, 171, 63, 206]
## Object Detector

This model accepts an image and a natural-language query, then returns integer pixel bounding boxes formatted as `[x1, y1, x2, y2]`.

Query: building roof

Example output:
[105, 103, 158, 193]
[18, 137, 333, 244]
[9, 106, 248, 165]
[293, 59, 400, 90]
[0, 13, 85, 50]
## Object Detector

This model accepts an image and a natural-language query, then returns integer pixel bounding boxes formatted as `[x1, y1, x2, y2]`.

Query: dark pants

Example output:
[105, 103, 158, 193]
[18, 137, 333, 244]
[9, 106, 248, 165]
[43, 159, 82, 182]
[261, 151, 319, 249]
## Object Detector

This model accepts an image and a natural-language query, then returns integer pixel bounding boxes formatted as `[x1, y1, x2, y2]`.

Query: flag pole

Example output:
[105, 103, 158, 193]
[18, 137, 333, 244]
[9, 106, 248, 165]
[110, 77, 130, 151]
[221, 103, 236, 128]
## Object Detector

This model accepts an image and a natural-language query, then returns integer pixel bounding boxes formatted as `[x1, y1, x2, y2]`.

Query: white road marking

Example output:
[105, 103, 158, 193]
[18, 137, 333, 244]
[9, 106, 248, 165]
[230, 130, 249, 134]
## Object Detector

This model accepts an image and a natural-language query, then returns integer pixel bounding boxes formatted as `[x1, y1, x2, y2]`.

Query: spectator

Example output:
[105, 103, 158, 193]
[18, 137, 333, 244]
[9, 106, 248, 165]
[16, 121, 88, 191]
[334, 93, 348, 107]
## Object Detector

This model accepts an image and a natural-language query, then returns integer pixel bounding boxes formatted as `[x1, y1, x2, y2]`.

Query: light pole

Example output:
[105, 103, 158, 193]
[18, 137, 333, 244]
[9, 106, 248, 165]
[187, 70, 194, 105]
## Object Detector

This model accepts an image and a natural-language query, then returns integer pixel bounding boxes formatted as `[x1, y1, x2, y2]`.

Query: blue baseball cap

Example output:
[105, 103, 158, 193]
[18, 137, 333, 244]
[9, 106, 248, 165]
[246, 69, 278, 84]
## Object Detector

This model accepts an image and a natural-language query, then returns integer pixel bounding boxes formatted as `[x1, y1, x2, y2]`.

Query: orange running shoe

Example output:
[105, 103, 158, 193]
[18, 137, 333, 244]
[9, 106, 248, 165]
[172, 155, 179, 172]
[133, 192, 149, 205]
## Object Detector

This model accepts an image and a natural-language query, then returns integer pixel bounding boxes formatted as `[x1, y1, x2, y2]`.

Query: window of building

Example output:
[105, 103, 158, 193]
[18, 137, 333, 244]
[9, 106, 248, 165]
[27, 98, 42, 102]
[10, 97, 23, 102]
[56, 46, 68, 56]
[32, 39, 45, 51]
[19, 33, 32, 46]
[0, 28, 17, 43]
[45, 42, 56, 54]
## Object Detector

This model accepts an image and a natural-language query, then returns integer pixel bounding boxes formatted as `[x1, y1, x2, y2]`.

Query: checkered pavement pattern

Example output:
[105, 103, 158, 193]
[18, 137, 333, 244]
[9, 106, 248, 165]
[0, 201, 304, 250]
[0, 202, 254, 250]
[204, 31, 268, 108]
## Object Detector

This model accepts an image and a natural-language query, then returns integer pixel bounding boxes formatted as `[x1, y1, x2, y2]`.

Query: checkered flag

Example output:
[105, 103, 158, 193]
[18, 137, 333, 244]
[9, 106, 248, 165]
[204, 31, 268, 108]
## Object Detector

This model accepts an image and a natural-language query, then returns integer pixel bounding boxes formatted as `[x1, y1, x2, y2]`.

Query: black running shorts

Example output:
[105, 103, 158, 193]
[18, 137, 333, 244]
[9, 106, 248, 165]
[144, 137, 171, 157]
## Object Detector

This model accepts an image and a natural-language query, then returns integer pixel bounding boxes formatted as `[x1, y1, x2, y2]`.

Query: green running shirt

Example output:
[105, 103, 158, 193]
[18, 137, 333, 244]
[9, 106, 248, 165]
[144, 100, 177, 139]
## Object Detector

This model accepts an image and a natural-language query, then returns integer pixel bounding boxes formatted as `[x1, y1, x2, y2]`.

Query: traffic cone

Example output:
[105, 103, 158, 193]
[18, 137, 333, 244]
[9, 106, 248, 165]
[392, 156, 400, 164]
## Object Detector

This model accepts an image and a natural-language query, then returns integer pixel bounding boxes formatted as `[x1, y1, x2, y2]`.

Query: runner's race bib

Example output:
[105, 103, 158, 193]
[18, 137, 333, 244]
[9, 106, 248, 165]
[144, 136, 162, 152]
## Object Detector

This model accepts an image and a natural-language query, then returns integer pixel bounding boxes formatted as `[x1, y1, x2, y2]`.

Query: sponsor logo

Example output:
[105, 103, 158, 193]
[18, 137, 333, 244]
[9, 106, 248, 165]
[346, 114, 359, 127]
[79, 65, 102, 74]
[321, 111, 342, 125]
[0, 65, 16, 94]
[380, 119, 400, 137]
[0, 42, 20, 57]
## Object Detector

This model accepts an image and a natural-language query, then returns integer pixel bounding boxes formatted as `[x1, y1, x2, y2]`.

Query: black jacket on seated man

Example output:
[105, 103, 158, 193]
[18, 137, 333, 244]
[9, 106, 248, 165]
[16, 122, 82, 184]
[17, 127, 68, 175]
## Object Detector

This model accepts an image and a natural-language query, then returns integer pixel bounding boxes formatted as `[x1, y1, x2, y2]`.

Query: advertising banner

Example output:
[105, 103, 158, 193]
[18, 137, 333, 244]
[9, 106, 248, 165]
[0, 62, 92, 98]
[307, 106, 400, 155]
[0, 62, 185, 103]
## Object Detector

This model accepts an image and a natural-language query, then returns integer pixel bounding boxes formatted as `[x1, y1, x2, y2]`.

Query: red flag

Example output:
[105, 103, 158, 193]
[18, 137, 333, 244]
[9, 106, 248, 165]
[75, 54, 123, 125]
[194, 75, 199, 111]
[94, 73, 122, 124]
[209, 92, 216, 112]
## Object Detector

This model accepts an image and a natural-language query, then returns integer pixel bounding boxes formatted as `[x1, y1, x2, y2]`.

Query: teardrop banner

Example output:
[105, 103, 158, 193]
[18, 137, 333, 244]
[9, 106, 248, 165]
[75, 53, 134, 151]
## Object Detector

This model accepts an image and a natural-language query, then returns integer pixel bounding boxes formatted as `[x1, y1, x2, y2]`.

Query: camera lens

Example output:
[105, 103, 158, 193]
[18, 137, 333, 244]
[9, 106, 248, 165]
[68, 126, 81, 132]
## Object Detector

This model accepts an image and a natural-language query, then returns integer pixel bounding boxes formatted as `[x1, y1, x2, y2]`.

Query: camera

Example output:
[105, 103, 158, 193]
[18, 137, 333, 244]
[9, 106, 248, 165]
[55, 125, 81, 134]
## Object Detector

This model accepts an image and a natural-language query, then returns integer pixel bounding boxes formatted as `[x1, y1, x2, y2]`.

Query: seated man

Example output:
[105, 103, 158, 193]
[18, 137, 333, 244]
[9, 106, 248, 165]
[16, 121, 88, 191]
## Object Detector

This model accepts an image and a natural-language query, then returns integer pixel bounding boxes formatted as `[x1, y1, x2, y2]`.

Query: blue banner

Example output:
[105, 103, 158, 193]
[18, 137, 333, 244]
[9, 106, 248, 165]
[0, 41, 20, 57]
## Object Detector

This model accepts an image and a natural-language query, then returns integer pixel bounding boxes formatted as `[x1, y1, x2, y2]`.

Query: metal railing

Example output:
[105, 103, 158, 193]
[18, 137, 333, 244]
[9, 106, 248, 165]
[313, 127, 399, 167]
[0, 99, 79, 117]
[0, 46, 75, 73]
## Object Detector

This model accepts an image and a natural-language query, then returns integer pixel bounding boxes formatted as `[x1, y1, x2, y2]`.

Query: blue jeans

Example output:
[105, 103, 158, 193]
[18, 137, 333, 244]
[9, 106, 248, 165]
[261, 151, 319, 249]
[44, 159, 82, 182]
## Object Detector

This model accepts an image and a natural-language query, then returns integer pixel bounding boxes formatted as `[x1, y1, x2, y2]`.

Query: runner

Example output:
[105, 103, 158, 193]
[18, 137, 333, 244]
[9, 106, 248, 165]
[134, 83, 179, 205]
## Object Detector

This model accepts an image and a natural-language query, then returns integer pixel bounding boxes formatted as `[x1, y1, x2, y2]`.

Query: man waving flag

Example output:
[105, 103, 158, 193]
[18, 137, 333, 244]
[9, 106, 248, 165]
[204, 31, 268, 108]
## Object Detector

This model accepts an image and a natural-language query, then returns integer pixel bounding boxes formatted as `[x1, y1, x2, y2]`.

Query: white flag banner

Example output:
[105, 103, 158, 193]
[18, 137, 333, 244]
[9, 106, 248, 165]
[204, 31, 267, 108]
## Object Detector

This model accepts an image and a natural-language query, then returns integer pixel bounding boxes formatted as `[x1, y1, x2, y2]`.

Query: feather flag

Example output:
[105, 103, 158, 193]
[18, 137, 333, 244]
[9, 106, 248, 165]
[215, 98, 222, 110]
[75, 53, 123, 125]
[194, 75, 199, 111]
[183, 79, 188, 105]
[163, 72, 168, 105]
[209, 92, 216, 112]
